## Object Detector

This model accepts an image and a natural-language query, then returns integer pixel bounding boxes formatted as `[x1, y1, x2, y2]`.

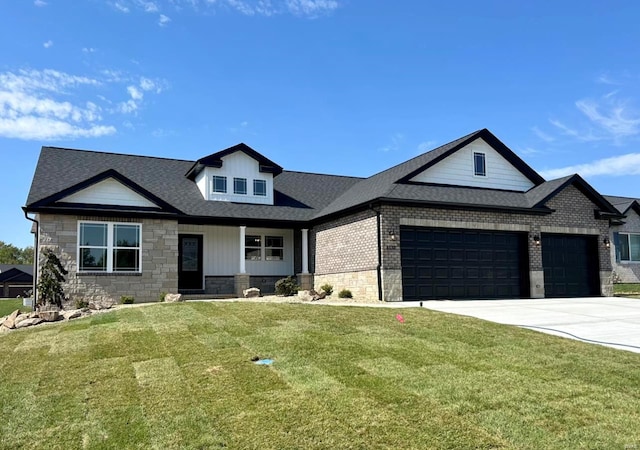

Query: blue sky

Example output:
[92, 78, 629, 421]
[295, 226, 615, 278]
[2, 1, 640, 248]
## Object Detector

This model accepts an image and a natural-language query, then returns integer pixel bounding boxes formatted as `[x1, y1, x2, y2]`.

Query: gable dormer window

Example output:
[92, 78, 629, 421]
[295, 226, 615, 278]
[254, 179, 267, 196]
[212, 176, 227, 193]
[473, 152, 486, 177]
[234, 177, 247, 195]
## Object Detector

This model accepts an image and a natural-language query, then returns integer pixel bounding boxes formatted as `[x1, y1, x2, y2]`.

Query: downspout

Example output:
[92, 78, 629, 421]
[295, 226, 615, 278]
[23, 210, 39, 306]
[369, 204, 383, 301]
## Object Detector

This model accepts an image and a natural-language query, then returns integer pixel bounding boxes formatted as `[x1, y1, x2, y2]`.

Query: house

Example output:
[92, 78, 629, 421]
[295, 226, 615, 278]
[24, 129, 622, 304]
[604, 195, 640, 283]
[0, 265, 34, 298]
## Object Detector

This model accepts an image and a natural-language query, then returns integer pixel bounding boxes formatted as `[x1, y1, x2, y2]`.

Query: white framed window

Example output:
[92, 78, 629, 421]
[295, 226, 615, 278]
[619, 233, 640, 262]
[78, 221, 141, 272]
[212, 176, 227, 193]
[473, 152, 486, 177]
[244, 234, 284, 261]
[265, 236, 284, 261]
[245, 235, 262, 260]
[253, 179, 267, 196]
[234, 177, 247, 195]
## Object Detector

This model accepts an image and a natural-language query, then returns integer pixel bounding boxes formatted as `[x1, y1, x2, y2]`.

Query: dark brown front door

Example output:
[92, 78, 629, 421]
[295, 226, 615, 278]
[178, 234, 203, 291]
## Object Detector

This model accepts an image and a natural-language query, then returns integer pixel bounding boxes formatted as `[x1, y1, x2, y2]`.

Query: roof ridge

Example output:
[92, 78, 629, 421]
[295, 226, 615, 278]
[282, 169, 364, 179]
[42, 146, 195, 164]
[361, 128, 484, 180]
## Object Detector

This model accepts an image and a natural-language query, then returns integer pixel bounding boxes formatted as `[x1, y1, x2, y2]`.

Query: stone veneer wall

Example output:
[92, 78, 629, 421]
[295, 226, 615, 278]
[37, 214, 179, 304]
[379, 184, 612, 301]
[310, 209, 380, 301]
[610, 208, 640, 283]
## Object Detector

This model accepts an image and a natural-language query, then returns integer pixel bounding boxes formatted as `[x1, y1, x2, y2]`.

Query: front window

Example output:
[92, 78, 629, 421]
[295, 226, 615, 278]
[619, 233, 640, 262]
[253, 179, 267, 196]
[245, 235, 262, 260]
[234, 177, 247, 195]
[265, 236, 283, 261]
[212, 176, 227, 193]
[473, 152, 486, 177]
[78, 222, 141, 272]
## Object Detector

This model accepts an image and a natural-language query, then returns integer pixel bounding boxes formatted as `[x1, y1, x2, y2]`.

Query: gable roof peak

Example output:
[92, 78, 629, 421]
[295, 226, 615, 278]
[185, 142, 283, 180]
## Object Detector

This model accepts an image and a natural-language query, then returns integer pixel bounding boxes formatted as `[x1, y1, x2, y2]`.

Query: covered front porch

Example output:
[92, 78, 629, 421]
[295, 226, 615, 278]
[177, 223, 312, 297]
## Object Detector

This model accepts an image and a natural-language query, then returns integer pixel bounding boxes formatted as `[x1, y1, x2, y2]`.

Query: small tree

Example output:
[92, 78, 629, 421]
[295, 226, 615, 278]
[37, 249, 68, 310]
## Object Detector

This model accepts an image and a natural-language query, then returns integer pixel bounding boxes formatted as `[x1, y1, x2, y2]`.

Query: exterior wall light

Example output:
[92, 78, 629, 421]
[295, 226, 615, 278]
[604, 237, 611, 248]
[389, 230, 397, 241]
[532, 234, 541, 246]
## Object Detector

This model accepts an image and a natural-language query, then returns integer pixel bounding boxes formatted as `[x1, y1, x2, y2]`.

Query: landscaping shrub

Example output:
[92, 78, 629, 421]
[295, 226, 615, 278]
[275, 276, 299, 296]
[338, 289, 353, 299]
[37, 249, 68, 310]
[320, 283, 333, 295]
[158, 291, 167, 302]
[120, 296, 135, 304]
[74, 298, 89, 309]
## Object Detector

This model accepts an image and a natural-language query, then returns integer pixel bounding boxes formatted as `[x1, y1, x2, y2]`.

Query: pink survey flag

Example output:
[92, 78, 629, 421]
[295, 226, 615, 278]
[396, 314, 404, 323]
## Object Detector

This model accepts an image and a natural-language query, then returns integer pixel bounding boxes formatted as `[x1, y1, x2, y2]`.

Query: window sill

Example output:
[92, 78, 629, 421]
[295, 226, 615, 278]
[77, 272, 142, 277]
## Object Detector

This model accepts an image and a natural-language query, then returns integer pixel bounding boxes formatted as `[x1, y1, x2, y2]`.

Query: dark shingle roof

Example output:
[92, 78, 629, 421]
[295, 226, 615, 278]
[0, 265, 33, 275]
[603, 195, 640, 215]
[25, 130, 620, 224]
[25, 147, 362, 223]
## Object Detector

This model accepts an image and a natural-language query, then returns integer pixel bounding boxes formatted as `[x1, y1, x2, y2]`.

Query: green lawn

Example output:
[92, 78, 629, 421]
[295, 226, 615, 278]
[1, 302, 639, 449]
[614, 283, 640, 296]
[0, 298, 29, 317]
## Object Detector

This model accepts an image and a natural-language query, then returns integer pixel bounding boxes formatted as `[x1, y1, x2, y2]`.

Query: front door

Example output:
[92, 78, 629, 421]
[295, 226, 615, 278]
[178, 234, 203, 291]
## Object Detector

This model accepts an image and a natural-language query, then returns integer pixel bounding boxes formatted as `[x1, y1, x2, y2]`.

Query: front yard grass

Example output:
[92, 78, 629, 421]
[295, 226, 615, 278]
[614, 283, 640, 296]
[1, 302, 639, 449]
[0, 298, 29, 317]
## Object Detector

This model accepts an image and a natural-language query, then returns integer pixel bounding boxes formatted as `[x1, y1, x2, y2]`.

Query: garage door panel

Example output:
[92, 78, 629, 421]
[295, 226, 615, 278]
[541, 234, 599, 298]
[401, 226, 528, 301]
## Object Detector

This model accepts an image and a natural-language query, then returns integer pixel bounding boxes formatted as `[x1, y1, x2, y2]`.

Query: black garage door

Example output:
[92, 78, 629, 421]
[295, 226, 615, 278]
[541, 234, 600, 297]
[400, 226, 529, 301]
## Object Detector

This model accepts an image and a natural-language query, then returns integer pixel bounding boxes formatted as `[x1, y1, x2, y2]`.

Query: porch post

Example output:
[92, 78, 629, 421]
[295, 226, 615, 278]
[239, 225, 246, 274]
[301, 228, 309, 274]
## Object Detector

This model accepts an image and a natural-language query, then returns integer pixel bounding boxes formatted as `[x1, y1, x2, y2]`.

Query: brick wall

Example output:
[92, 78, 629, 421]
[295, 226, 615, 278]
[310, 209, 380, 301]
[379, 184, 611, 300]
[37, 214, 179, 305]
[611, 208, 640, 283]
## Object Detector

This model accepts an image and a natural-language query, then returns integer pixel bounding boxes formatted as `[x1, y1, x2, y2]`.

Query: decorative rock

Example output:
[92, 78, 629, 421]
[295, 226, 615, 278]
[312, 289, 327, 301]
[89, 302, 113, 310]
[243, 288, 261, 298]
[39, 311, 61, 322]
[164, 293, 183, 303]
[297, 290, 313, 302]
[14, 314, 30, 327]
[62, 310, 82, 320]
[15, 318, 43, 329]
[2, 310, 21, 329]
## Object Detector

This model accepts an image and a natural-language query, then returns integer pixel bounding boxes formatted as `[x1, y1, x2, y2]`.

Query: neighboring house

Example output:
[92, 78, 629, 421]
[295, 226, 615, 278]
[24, 129, 621, 304]
[0, 264, 34, 298]
[604, 195, 640, 283]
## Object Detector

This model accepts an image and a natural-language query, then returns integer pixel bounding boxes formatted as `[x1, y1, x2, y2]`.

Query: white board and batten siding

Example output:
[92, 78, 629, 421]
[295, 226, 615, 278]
[410, 138, 535, 192]
[60, 178, 158, 207]
[178, 224, 294, 276]
[195, 151, 274, 205]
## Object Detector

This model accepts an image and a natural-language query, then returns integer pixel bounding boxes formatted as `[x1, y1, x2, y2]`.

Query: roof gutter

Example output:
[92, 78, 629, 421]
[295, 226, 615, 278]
[369, 203, 384, 302]
[23, 209, 38, 307]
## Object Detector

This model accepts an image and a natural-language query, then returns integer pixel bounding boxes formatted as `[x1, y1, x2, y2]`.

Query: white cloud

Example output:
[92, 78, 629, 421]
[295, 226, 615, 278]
[575, 97, 640, 139]
[540, 153, 640, 179]
[379, 133, 404, 153]
[82, 47, 97, 53]
[34, 0, 47, 6]
[43, 40, 53, 48]
[549, 118, 600, 142]
[417, 140, 436, 153]
[137, 0, 159, 12]
[113, 2, 130, 12]
[0, 68, 165, 141]
[158, 14, 171, 25]
[531, 126, 554, 143]
[110, 0, 339, 18]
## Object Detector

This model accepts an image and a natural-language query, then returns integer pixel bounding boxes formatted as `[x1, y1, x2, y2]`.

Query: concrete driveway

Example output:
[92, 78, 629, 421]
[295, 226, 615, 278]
[420, 297, 640, 354]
